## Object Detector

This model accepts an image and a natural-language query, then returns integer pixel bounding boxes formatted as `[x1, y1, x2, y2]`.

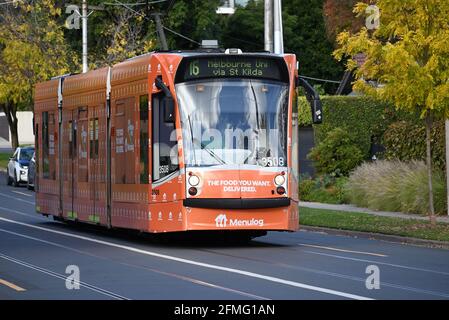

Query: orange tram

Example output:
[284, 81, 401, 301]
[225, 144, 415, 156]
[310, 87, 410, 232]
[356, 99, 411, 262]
[34, 49, 322, 239]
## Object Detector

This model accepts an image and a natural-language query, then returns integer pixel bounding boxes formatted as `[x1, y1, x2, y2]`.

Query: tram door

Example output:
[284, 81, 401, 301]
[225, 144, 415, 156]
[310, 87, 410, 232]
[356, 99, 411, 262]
[71, 107, 90, 222]
[88, 106, 105, 224]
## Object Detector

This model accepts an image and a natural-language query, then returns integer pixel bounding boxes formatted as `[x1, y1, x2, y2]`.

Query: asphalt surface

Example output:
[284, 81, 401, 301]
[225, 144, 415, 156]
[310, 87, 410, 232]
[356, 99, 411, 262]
[0, 173, 449, 300]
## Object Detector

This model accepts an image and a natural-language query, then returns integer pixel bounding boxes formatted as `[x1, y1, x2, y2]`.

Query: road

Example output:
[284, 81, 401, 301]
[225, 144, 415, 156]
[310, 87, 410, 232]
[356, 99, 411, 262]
[0, 173, 449, 300]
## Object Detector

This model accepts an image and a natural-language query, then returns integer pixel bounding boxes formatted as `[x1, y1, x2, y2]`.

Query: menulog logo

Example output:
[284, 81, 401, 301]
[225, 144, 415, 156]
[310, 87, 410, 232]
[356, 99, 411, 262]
[215, 214, 228, 227]
[215, 214, 264, 228]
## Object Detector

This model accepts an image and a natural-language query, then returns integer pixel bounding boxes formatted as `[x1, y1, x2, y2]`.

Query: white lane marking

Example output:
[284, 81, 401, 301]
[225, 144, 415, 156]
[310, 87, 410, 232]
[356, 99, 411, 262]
[0, 206, 44, 220]
[0, 228, 97, 257]
[305, 251, 449, 277]
[0, 192, 34, 205]
[272, 260, 449, 298]
[142, 266, 270, 300]
[12, 229, 448, 301]
[0, 253, 130, 300]
[198, 248, 449, 298]
[0, 216, 373, 300]
[298, 243, 387, 257]
[0, 227, 269, 300]
[11, 190, 32, 197]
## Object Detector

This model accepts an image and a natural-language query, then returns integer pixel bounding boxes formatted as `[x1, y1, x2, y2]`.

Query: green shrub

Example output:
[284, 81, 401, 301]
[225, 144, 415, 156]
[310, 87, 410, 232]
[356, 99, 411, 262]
[299, 175, 349, 204]
[346, 160, 447, 215]
[308, 127, 364, 177]
[383, 120, 446, 170]
[299, 178, 315, 199]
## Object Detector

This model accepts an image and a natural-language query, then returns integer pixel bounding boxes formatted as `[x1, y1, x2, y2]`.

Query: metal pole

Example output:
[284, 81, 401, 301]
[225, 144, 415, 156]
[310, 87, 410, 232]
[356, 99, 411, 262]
[273, 0, 284, 54]
[154, 13, 168, 51]
[278, 0, 284, 52]
[264, 0, 273, 53]
[446, 119, 449, 215]
[82, 0, 88, 73]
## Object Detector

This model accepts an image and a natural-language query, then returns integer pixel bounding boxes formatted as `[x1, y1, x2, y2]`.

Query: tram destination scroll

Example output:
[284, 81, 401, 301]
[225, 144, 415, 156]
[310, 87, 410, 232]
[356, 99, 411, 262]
[177, 56, 288, 83]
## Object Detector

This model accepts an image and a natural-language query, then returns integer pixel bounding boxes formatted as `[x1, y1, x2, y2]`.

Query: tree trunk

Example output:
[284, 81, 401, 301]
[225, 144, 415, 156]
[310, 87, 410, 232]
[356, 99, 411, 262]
[425, 111, 437, 226]
[0, 100, 19, 150]
[9, 118, 19, 150]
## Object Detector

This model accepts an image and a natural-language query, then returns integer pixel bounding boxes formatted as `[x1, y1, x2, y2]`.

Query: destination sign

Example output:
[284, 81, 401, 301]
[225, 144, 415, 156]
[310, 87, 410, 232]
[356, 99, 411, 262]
[176, 56, 288, 83]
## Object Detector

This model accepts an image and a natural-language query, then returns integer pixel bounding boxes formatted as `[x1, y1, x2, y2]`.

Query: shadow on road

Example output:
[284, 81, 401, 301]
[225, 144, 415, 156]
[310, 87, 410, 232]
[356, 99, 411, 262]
[34, 218, 289, 249]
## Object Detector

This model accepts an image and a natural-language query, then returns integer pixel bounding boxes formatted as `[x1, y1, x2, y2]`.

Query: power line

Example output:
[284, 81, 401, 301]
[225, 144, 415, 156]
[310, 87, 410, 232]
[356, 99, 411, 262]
[106, 0, 201, 47]
[298, 75, 342, 84]
[103, 0, 167, 7]
[162, 26, 201, 45]
[110, 0, 146, 18]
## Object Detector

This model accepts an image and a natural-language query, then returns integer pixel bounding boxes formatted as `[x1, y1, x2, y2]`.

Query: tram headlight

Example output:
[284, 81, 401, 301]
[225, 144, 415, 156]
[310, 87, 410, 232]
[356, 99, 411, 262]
[188, 174, 200, 186]
[274, 174, 285, 186]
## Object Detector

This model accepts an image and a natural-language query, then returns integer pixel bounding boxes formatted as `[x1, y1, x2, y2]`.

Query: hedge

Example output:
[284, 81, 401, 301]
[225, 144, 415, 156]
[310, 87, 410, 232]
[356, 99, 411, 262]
[383, 120, 446, 171]
[299, 96, 395, 159]
[298, 96, 445, 168]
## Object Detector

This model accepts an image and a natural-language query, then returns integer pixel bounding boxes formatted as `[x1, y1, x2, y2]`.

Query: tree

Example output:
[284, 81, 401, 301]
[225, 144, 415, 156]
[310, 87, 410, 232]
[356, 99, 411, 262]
[323, 0, 369, 44]
[0, 0, 73, 149]
[101, 9, 155, 65]
[334, 0, 449, 225]
[221, 0, 265, 51]
[221, 0, 345, 93]
[62, 0, 157, 68]
[283, 0, 345, 94]
[165, 0, 222, 49]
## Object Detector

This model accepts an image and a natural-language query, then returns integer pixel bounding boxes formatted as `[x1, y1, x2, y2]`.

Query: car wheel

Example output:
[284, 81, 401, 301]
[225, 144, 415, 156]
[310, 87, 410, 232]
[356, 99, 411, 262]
[6, 169, 12, 186]
[12, 172, 19, 187]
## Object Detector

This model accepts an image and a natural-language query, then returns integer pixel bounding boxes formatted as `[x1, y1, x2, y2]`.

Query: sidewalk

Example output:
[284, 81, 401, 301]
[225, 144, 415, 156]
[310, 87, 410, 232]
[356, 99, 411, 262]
[299, 201, 449, 223]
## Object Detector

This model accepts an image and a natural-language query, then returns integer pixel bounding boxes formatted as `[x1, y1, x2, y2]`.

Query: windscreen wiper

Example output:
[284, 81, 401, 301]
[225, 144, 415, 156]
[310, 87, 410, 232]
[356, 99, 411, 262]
[193, 138, 227, 165]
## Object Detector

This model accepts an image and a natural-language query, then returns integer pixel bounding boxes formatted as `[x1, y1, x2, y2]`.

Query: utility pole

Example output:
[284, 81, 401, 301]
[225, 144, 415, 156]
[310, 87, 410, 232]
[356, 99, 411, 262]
[66, 2, 103, 73]
[264, 0, 273, 53]
[82, 0, 88, 73]
[145, 0, 150, 32]
[153, 13, 168, 51]
[273, 0, 284, 54]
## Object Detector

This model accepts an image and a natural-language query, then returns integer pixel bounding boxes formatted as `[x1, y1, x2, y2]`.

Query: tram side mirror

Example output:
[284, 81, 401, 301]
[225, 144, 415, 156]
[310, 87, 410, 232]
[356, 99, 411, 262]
[296, 76, 323, 124]
[155, 76, 175, 123]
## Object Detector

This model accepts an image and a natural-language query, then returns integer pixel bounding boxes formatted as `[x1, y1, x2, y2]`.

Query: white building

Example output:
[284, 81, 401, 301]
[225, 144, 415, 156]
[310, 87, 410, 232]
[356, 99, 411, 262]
[0, 111, 34, 150]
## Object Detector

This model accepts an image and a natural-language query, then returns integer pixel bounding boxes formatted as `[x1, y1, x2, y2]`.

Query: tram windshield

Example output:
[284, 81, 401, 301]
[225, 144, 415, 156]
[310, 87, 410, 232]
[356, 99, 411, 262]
[176, 79, 289, 168]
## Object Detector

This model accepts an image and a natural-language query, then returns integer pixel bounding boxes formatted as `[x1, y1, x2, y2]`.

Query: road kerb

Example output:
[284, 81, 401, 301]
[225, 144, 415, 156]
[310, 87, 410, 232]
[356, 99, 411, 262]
[300, 226, 449, 250]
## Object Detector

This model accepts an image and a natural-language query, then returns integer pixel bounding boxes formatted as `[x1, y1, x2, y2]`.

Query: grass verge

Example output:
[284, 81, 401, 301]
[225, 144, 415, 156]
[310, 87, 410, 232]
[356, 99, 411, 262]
[300, 207, 449, 242]
[0, 153, 11, 170]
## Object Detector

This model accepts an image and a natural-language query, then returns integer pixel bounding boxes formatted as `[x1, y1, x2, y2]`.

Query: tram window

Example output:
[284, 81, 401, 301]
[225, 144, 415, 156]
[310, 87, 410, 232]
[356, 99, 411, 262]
[49, 113, 56, 180]
[115, 103, 125, 184]
[68, 121, 73, 158]
[78, 108, 88, 183]
[292, 92, 299, 180]
[35, 124, 39, 179]
[42, 112, 49, 179]
[114, 98, 136, 184]
[140, 95, 149, 184]
[152, 93, 179, 182]
[90, 118, 99, 159]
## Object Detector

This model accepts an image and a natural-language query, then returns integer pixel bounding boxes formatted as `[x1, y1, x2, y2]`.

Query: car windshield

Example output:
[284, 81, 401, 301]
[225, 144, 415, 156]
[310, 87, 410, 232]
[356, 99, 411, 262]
[176, 79, 288, 168]
[20, 149, 34, 161]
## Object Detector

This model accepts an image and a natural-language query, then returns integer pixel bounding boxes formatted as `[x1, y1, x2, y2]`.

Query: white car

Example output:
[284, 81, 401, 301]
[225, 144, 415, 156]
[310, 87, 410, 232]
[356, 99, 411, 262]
[6, 147, 35, 187]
